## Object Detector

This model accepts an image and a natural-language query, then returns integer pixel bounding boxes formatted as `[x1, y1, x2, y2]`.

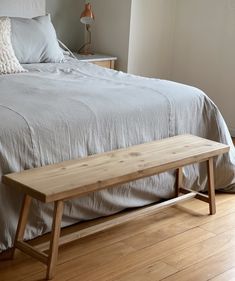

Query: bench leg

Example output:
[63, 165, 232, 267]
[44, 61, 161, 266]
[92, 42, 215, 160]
[207, 158, 216, 215]
[46, 200, 64, 280]
[11, 194, 32, 259]
[176, 167, 183, 197]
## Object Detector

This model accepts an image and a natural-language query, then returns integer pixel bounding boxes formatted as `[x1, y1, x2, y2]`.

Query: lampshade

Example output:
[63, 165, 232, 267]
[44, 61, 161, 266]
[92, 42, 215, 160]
[80, 3, 95, 25]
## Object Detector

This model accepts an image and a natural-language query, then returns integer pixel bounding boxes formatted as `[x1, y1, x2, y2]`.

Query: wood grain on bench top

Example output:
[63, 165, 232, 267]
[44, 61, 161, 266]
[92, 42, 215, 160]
[2, 135, 230, 203]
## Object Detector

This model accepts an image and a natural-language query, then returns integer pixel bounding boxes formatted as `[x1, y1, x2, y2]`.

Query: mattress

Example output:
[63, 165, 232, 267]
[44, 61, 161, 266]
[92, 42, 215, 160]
[0, 58, 235, 252]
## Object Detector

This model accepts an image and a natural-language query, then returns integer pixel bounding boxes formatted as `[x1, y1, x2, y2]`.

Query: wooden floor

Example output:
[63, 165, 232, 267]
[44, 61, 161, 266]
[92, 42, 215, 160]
[1, 193, 235, 281]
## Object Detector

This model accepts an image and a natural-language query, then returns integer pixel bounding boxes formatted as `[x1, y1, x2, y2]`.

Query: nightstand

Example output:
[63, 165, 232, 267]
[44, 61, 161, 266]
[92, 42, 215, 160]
[74, 53, 117, 69]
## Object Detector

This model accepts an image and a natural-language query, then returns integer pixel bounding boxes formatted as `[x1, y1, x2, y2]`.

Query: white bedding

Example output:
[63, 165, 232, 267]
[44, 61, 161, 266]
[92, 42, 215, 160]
[0, 58, 235, 252]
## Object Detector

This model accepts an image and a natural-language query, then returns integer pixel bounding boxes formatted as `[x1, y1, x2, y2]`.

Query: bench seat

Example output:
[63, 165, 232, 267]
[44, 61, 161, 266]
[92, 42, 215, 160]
[3, 134, 229, 203]
[2, 135, 230, 279]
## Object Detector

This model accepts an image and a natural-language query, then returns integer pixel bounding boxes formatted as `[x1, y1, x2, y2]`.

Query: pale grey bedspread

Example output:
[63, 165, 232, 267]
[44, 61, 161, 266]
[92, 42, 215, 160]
[0, 58, 235, 251]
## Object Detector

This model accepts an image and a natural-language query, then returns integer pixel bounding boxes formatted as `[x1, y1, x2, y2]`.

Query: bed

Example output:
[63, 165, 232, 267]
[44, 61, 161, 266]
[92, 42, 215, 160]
[0, 0, 235, 253]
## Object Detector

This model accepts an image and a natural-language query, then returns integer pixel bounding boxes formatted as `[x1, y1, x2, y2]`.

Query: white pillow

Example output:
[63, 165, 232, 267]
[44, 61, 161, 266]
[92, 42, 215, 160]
[11, 15, 64, 64]
[0, 17, 26, 74]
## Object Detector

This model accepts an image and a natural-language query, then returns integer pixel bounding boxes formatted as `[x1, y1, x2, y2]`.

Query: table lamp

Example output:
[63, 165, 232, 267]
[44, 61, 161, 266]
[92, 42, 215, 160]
[78, 3, 95, 55]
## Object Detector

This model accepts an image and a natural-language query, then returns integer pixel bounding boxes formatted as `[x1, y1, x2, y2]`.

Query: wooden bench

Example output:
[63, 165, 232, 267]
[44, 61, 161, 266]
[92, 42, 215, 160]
[2, 135, 229, 280]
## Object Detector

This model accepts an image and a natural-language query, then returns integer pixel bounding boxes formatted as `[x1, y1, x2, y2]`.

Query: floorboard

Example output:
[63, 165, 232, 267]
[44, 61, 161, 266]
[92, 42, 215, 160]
[0, 193, 235, 280]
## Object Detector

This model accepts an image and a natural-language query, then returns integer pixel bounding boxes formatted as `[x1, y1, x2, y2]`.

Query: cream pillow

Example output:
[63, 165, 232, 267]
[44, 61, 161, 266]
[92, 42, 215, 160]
[0, 17, 26, 74]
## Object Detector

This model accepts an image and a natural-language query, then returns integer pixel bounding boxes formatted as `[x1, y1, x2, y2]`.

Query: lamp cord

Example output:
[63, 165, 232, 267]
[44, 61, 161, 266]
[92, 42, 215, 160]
[58, 40, 78, 60]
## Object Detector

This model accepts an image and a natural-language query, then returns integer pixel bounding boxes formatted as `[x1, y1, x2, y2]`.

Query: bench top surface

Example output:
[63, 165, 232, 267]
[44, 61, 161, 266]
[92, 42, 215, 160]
[2, 135, 230, 203]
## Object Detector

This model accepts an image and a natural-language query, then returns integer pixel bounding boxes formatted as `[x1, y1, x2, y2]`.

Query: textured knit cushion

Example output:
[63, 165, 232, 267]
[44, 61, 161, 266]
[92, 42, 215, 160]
[0, 17, 26, 74]
[11, 15, 64, 64]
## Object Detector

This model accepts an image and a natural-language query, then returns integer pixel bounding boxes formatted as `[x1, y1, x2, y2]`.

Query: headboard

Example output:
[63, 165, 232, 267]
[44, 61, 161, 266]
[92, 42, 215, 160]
[0, 0, 45, 18]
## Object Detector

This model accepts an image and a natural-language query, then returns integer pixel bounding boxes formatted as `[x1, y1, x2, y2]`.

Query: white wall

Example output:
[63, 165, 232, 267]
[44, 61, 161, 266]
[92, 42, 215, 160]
[128, 0, 176, 79]
[127, 0, 235, 134]
[46, 0, 84, 51]
[171, 0, 235, 135]
[88, 0, 132, 71]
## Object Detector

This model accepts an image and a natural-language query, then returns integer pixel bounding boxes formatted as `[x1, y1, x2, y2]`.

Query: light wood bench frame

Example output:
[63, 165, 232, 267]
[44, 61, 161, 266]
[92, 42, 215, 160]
[2, 135, 229, 280]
